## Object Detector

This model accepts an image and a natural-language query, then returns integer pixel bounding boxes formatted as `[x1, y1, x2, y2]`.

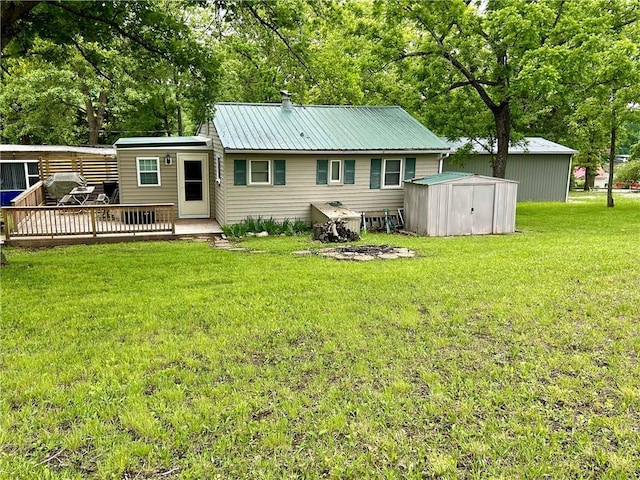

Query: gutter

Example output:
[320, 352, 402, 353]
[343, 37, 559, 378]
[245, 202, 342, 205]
[223, 149, 451, 155]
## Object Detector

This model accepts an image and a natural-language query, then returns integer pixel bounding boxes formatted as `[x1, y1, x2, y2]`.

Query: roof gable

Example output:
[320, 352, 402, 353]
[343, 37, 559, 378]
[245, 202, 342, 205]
[213, 103, 449, 153]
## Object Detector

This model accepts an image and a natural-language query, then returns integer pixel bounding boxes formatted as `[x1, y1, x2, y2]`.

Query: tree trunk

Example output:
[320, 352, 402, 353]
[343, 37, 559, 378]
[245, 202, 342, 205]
[607, 122, 616, 208]
[583, 167, 591, 191]
[492, 103, 510, 178]
[81, 83, 108, 145]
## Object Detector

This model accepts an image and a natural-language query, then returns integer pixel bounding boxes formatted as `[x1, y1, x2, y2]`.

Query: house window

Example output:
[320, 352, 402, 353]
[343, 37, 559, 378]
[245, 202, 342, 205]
[137, 157, 161, 186]
[383, 159, 402, 187]
[330, 159, 342, 183]
[1, 162, 40, 191]
[249, 160, 270, 184]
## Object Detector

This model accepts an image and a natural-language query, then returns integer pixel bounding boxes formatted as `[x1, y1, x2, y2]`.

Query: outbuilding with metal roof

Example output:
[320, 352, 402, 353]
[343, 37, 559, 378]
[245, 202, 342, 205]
[404, 172, 518, 236]
[442, 137, 577, 202]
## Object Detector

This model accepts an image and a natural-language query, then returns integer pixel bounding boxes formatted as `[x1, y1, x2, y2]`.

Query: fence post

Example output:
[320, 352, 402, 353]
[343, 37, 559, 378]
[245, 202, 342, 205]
[3, 209, 11, 240]
[90, 208, 97, 237]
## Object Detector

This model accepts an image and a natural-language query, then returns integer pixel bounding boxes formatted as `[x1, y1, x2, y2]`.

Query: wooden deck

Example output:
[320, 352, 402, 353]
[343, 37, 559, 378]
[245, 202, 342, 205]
[1, 204, 223, 247]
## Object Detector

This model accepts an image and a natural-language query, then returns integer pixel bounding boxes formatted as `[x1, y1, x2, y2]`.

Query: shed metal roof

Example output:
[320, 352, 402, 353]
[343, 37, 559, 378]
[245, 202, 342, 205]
[114, 136, 210, 148]
[409, 172, 474, 185]
[446, 137, 577, 155]
[213, 103, 449, 153]
[409, 172, 518, 186]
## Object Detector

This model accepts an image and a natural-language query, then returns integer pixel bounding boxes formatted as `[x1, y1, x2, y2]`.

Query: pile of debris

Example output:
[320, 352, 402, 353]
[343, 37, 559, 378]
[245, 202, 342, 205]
[313, 219, 360, 243]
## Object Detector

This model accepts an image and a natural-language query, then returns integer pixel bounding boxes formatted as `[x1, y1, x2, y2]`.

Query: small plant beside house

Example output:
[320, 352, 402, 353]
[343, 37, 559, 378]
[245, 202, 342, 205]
[222, 216, 309, 238]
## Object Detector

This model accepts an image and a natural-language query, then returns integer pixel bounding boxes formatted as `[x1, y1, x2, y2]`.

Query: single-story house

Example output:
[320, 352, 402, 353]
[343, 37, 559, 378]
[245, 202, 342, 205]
[115, 95, 450, 225]
[0, 144, 116, 205]
[442, 137, 577, 202]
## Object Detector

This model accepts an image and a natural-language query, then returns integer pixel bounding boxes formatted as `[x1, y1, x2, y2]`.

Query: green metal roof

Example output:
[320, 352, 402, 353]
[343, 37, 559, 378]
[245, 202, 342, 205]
[410, 171, 519, 186]
[114, 136, 210, 148]
[213, 103, 449, 153]
[409, 172, 475, 185]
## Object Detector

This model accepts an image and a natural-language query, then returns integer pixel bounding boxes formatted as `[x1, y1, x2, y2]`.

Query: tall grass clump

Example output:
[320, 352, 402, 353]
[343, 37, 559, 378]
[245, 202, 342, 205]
[222, 216, 310, 238]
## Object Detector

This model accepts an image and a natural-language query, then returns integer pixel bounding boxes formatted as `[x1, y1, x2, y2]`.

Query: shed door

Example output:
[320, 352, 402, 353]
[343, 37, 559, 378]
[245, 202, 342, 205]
[447, 185, 473, 236]
[471, 184, 495, 234]
[177, 153, 209, 218]
[448, 184, 495, 235]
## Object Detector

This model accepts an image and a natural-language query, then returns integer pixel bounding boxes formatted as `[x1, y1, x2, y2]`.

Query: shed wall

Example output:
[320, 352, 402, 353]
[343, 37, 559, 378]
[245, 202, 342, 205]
[443, 154, 571, 202]
[404, 176, 517, 236]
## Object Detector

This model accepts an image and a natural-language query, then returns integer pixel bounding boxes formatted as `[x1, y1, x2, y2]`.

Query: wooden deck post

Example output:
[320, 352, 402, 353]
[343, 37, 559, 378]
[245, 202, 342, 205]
[90, 208, 97, 237]
[4, 209, 12, 240]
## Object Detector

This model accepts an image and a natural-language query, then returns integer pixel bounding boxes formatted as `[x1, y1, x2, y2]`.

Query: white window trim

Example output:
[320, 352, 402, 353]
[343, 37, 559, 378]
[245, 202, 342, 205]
[329, 159, 342, 184]
[136, 157, 161, 187]
[249, 159, 271, 185]
[382, 158, 403, 188]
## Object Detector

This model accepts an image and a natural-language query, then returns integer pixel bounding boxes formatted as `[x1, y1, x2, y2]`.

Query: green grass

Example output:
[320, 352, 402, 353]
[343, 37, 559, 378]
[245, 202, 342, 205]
[2, 196, 640, 479]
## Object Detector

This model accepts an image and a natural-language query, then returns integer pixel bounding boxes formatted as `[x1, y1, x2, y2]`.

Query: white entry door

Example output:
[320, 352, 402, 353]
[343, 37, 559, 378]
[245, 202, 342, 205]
[177, 153, 209, 218]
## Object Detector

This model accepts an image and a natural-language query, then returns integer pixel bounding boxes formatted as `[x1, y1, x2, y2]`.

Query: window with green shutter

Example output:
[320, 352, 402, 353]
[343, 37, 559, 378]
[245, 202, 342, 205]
[344, 159, 355, 185]
[234, 159, 247, 185]
[274, 159, 286, 185]
[370, 158, 382, 189]
[316, 159, 328, 185]
[404, 158, 416, 180]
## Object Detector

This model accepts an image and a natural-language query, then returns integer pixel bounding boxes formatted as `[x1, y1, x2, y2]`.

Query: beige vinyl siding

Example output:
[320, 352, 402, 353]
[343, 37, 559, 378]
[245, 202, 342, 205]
[209, 126, 226, 224]
[117, 148, 214, 220]
[221, 153, 440, 224]
[443, 154, 572, 202]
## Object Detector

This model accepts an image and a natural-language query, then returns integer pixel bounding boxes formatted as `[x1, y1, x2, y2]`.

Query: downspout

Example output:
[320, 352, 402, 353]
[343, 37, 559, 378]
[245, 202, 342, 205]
[439, 152, 450, 174]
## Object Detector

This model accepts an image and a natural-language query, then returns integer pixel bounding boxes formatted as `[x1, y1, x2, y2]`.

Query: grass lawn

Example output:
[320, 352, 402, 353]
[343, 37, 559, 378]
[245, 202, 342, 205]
[1, 195, 639, 479]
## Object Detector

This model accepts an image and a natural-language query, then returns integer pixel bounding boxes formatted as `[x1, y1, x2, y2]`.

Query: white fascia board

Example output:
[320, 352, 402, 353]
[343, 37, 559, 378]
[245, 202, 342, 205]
[117, 145, 213, 151]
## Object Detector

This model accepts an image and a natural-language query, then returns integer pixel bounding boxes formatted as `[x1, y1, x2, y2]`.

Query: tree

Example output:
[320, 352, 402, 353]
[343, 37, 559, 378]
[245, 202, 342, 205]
[376, 0, 638, 181]
[615, 158, 640, 185]
[561, 1, 640, 206]
[1, 0, 221, 144]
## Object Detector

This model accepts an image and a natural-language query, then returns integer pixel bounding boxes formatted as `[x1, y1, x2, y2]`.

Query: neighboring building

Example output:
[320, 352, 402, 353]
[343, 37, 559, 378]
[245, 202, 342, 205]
[573, 166, 608, 189]
[116, 95, 450, 224]
[0, 144, 116, 206]
[442, 137, 577, 202]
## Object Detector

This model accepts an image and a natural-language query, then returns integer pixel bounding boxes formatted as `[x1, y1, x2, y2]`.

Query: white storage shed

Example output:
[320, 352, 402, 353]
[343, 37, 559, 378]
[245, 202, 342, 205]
[404, 172, 518, 237]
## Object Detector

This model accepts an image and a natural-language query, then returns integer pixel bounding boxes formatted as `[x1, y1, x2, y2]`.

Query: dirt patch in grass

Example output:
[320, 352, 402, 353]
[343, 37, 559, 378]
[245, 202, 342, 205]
[317, 244, 417, 261]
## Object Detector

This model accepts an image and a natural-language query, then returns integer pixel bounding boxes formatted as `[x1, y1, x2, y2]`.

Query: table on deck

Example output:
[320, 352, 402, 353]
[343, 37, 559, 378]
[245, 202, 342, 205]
[68, 186, 95, 205]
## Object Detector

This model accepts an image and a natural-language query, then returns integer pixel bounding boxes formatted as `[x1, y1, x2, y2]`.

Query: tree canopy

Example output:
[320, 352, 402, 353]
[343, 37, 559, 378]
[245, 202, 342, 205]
[1, 0, 639, 191]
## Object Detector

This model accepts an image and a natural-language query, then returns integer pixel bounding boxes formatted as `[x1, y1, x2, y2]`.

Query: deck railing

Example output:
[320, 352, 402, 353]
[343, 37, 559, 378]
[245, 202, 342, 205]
[10, 181, 46, 208]
[2, 204, 175, 240]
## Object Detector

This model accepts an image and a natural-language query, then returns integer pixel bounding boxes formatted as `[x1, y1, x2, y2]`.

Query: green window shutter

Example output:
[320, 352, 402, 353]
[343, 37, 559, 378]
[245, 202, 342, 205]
[370, 158, 382, 189]
[316, 159, 328, 185]
[404, 157, 416, 180]
[344, 159, 355, 185]
[274, 159, 286, 185]
[234, 160, 246, 185]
